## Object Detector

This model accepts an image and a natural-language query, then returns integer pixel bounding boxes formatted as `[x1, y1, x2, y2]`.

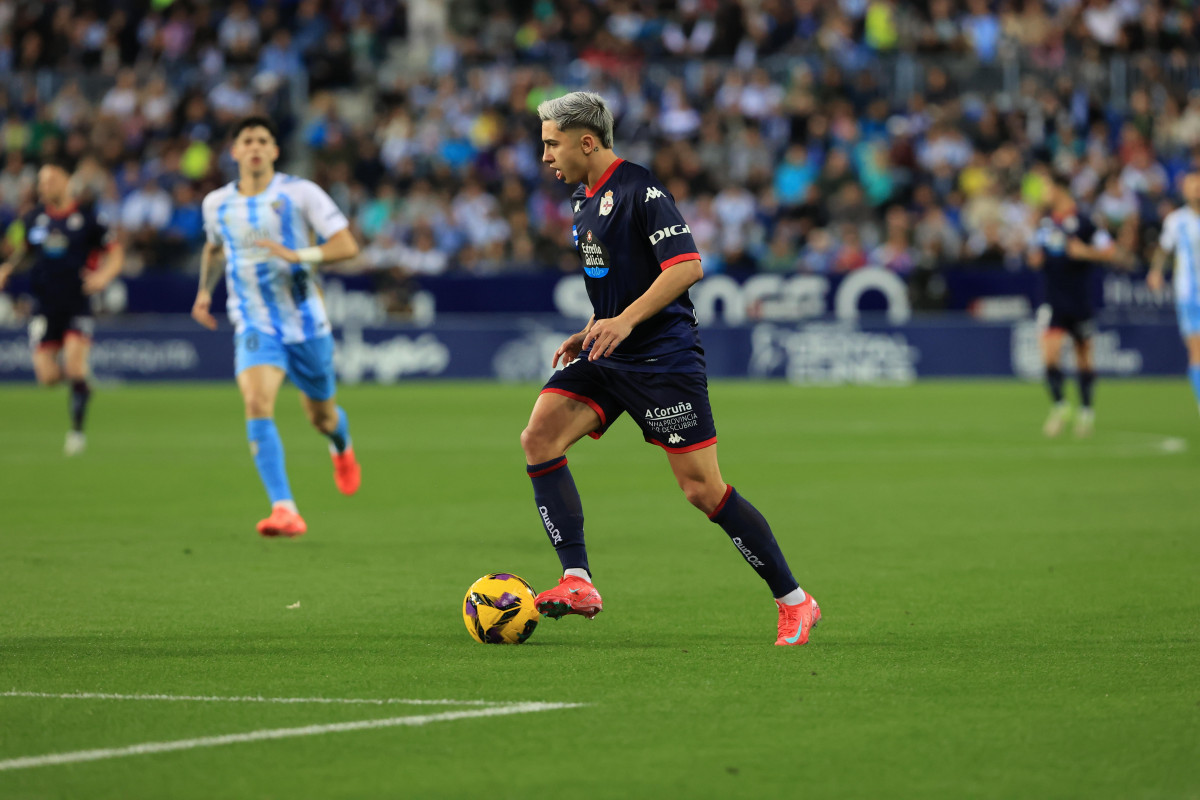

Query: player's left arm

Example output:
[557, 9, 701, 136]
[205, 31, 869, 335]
[82, 242, 125, 295]
[585, 259, 703, 360]
[255, 180, 359, 265]
[256, 227, 360, 265]
[1066, 225, 1134, 268]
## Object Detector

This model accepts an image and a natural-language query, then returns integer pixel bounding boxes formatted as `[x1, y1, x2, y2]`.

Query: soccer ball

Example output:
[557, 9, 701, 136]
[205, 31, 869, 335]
[462, 573, 541, 644]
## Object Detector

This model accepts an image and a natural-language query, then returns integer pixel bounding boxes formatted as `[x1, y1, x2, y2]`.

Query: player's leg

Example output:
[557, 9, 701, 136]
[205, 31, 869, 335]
[1186, 334, 1200, 414]
[521, 385, 610, 619]
[666, 445, 819, 645]
[1072, 328, 1096, 437]
[29, 315, 63, 386]
[237, 345, 305, 537]
[61, 330, 93, 456]
[1040, 322, 1070, 437]
[1180, 303, 1200, 414]
[288, 335, 359, 495]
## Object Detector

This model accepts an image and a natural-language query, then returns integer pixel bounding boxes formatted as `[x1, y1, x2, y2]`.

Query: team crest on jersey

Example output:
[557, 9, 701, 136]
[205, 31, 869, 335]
[580, 230, 610, 278]
[67, 213, 84, 231]
[271, 199, 285, 215]
[599, 190, 614, 216]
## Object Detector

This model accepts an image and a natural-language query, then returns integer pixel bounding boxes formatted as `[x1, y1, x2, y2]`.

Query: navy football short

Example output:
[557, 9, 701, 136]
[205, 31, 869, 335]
[1046, 307, 1096, 343]
[541, 357, 717, 453]
[28, 312, 94, 349]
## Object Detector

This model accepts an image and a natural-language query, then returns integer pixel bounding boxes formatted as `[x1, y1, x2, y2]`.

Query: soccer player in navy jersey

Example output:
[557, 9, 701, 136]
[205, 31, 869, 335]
[1029, 174, 1131, 437]
[522, 92, 819, 646]
[0, 159, 123, 455]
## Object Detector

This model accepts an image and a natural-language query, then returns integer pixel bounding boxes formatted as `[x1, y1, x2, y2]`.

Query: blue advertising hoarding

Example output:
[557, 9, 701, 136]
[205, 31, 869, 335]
[0, 316, 1186, 384]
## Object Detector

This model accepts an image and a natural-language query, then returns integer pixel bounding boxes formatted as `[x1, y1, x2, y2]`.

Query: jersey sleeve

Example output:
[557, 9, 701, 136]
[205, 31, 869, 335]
[202, 192, 224, 246]
[635, 178, 701, 270]
[1160, 212, 1178, 252]
[297, 180, 350, 241]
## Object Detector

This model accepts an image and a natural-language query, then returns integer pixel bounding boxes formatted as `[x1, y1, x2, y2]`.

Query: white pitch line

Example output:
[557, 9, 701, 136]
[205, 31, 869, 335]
[0, 702, 584, 772]
[0, 691, 507, 707]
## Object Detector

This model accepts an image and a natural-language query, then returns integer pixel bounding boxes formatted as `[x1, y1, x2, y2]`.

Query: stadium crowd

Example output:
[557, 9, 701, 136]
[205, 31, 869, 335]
[2, 0, 1200, 304]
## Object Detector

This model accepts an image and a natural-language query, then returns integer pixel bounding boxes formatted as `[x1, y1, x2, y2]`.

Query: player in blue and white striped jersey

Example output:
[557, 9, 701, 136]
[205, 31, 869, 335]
[193, 117, 361, 538]
[1149, 171, 1200, 415]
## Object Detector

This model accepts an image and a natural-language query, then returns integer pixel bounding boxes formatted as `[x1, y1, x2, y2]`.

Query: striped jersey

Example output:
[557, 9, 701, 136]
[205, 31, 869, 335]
[202, 173, 349, 342]
[1159, 205, 1200, 305]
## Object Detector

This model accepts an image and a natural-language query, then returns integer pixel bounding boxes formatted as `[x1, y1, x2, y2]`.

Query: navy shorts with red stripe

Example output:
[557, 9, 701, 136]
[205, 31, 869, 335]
[541, 357, 717, 453]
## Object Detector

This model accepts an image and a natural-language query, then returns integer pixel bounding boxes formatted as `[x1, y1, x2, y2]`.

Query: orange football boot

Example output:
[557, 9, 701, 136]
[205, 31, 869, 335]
[775, 594, 821, 646]
[256, 506, 307, 538]
[535, 576, 603, 620]
[331, 447, 361, 496]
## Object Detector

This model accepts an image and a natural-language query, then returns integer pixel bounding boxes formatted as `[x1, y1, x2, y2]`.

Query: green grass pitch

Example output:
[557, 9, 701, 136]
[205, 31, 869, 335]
[0, 379, 1197, 799]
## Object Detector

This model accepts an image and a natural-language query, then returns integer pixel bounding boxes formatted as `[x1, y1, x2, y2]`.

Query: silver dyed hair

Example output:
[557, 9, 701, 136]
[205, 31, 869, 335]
[537, 91, 614, 149]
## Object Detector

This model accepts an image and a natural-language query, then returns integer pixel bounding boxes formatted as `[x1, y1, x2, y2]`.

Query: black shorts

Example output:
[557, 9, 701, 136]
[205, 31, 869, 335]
[29, 312, 94, 350]
[1045, 307, 1095, 343]
[541, 358, 717, 453]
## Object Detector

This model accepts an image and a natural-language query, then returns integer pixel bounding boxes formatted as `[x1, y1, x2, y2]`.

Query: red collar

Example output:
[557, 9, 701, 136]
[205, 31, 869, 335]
[585, 158, 624, 198]
[45, 202, 78, 220]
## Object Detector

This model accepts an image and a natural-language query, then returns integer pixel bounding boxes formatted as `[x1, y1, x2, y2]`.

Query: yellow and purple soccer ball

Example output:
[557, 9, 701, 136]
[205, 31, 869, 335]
[462, 573, 541, 644]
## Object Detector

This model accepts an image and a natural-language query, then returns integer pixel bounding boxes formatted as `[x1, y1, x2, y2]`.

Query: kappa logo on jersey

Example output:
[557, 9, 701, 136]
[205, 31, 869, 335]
[667, 433, 684, 445]
[67, 213, 84, 231]
[645, 186, 665, 202]
[649, 224, 691, 246]
[580, 230, 611, 278]
[599, 190, 614, 216]
[574, 201, 582, 212]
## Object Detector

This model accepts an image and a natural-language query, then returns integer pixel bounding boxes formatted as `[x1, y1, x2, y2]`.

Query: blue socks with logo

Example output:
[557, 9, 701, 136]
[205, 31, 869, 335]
[1189, 366, 1200, 406]
[247, 418, 292, 504]
[708, 485, 799, 598]
[327, 406, 351, 453]
[527, 456, 588, 574]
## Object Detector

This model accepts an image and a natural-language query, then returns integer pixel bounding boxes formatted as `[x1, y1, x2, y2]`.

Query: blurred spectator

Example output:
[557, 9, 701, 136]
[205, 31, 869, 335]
[0, 0, 1198, 290]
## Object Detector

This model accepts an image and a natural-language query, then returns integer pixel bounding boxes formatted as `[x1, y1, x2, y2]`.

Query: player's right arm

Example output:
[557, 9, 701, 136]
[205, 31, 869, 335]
[193, 193, 226, 330]
[0, 217, 36, 291]
[0, 247, 35, 291]
[1148, 211, 1177, 292]
[192, 240, 225, 330]
[553, 315, 595, 368]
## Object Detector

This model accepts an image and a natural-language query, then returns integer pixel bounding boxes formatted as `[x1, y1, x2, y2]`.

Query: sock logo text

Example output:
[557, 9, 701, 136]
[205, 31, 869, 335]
[539, 506, 563, 545]
[732, 537, 765, 568]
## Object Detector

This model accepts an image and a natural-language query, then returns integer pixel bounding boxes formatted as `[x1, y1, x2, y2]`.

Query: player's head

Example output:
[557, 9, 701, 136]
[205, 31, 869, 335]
[1182, 172, 1200, 206]
[36, 158, 72, 207]
[230, 116, 279, 178]
[537, 91, 614, 184]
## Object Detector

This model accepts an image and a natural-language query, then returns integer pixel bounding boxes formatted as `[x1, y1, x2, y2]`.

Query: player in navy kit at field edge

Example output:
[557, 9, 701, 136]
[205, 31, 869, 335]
[522, 92, 819, 646]
[1029, 174, 1129, 437]
[0, 159, 124, 456]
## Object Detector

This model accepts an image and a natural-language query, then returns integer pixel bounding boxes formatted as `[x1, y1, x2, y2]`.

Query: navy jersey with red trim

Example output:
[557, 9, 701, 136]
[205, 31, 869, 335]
[20, 203, 110, 315]
[1033, 211, 1110, 318]
[571, 159, 704, 372]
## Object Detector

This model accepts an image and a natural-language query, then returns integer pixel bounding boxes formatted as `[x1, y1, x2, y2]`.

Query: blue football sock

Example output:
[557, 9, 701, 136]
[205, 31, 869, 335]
[327, 406, 351, 453]
[247, 418, 293, 504]
[527, 456, 588, 574]
[1189, 366, 1200, 405]
[709, 486, 799, 598]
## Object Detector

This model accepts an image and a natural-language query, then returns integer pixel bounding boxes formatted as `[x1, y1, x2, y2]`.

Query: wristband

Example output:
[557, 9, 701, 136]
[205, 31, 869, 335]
[295, 246, 324, 264]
